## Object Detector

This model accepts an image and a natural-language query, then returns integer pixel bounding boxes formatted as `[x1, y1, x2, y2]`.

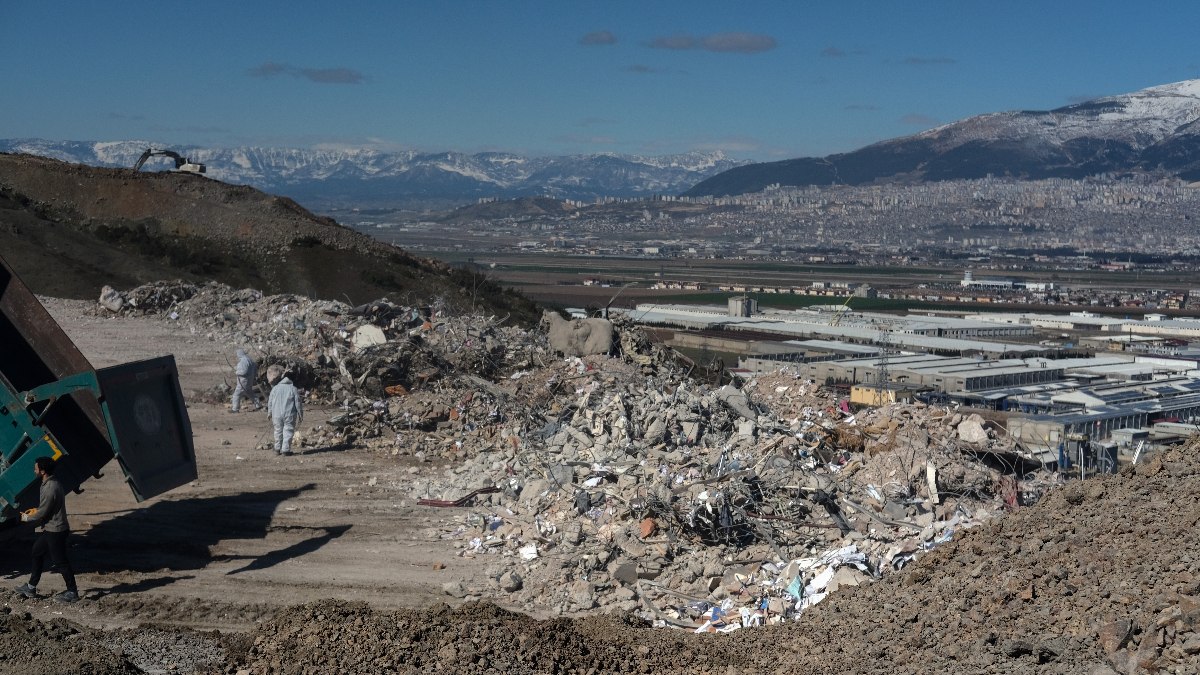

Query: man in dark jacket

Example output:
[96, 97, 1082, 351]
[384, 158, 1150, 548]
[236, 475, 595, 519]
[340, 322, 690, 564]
[14, 457, 78, 603]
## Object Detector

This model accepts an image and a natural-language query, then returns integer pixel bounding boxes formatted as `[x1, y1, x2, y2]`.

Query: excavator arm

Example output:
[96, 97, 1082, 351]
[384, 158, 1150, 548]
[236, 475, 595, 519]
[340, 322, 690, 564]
[133, 149, 205, 174]
[132, 149, 153, 171]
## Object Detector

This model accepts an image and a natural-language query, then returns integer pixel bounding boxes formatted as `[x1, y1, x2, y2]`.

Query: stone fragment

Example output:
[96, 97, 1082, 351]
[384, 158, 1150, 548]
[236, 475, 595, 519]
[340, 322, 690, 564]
[561, 522, 582, 546]
[542, 311, 613, 357]
[612, 562, 638, 586]
[1182, 634, 1200, 655]
[499, 571, 523, 592]
[1097, 619, 1133, 654]
[98, 285, 124, 312]
[957, 418, 989, 444]
[568, 581, 596, 609]
[826, 566, 868, 593]
[613, 587, 637, 601]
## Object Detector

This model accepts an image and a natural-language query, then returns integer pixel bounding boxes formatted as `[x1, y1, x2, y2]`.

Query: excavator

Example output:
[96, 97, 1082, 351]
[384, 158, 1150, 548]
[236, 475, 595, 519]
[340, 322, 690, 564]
[132, 148, 206, 175]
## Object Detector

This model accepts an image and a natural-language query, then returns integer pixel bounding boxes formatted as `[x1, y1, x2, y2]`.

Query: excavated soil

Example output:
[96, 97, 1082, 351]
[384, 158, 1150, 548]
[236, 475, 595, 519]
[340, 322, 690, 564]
[199, 448, 1200, 674]
[1, 299, 1197, 674]
[0, 606, 141, 675]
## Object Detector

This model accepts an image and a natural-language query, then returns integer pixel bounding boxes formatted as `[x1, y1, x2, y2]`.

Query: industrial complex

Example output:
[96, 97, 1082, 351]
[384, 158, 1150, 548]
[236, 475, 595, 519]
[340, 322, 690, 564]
[621, 301, 1200, 468]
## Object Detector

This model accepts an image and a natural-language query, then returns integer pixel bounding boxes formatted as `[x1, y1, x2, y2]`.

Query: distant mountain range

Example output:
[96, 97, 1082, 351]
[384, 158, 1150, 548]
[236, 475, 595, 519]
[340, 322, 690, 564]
[687, 79, 1200, 197]
[0, 139, 747, 208]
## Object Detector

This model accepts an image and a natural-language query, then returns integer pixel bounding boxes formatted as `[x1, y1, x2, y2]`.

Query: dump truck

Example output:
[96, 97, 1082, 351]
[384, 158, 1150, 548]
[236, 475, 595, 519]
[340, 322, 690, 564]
[0, 254, 197, 526]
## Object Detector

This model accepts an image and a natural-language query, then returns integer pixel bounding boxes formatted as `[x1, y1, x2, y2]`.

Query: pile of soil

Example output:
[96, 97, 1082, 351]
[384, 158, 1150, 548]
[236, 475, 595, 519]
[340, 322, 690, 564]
[0, 606, 140, 675]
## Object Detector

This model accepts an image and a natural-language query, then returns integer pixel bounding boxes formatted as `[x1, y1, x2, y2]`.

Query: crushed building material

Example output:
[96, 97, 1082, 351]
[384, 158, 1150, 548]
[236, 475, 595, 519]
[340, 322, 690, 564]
[541, 310, 615, 357]
[4, 284, 1199, 674]
[98, 279, 1055, 629]
[222, 436, 1200, 675]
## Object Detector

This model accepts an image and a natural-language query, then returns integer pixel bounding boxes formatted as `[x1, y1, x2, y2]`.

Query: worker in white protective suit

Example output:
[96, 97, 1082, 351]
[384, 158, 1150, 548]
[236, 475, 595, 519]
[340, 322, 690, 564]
[231, 349, 262, 412]
[266, 364, 304, 456]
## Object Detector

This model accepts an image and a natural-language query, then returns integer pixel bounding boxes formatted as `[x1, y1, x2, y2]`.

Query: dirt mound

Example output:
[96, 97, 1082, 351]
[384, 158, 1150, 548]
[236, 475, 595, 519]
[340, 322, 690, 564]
[218, 600, 760, 674]
[220, 444, 1200, 673]
[0, 153, 539, 322]
[0, 606, 141, 675]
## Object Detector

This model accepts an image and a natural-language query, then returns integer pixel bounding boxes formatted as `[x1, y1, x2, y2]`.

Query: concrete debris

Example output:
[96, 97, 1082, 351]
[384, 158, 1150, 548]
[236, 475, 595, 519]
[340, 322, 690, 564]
[957, 415, 991, 444]
[541, 310, 614, 357]
[107, 279, 1058, 631]
[98, 285, 125, 313]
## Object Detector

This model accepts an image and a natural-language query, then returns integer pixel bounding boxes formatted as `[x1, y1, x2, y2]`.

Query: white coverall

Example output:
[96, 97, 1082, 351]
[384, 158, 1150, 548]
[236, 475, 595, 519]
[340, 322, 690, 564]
[268, 376, 304, 455]
[231, 349, 261, 412]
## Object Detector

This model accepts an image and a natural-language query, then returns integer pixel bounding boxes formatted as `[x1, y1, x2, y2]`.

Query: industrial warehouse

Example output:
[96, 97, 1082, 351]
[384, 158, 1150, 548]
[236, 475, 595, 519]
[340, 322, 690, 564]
[622, 302, 1200, 468]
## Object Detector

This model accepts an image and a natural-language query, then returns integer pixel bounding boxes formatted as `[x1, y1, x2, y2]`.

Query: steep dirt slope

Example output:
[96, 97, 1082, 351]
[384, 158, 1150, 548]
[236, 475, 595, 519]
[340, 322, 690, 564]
[0, 153, 538, 321]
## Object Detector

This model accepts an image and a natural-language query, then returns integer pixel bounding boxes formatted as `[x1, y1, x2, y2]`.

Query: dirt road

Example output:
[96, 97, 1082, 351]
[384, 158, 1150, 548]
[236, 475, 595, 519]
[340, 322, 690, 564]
[2, 300, 485, 631]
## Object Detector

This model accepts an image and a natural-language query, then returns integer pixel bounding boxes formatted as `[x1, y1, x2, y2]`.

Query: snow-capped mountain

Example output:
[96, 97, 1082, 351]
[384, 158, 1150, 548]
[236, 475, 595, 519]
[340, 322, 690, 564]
[0, 139, 746, 207]
[687, 79, 1200, 197]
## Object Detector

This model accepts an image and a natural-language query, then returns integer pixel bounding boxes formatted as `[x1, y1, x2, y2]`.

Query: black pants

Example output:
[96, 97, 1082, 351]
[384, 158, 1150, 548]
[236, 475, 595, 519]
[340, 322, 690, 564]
[29, 530, 77, 592]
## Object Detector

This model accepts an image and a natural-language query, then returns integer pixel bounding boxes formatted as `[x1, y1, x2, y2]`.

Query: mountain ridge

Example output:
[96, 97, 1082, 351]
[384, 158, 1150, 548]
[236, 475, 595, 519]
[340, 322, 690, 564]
[0, 139, 747, 208]
[686, 78, 1200, 197]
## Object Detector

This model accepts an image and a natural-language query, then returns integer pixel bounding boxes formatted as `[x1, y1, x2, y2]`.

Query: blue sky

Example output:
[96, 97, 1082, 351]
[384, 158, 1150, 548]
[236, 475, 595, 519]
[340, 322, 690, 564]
[4, 1, 1198, 160]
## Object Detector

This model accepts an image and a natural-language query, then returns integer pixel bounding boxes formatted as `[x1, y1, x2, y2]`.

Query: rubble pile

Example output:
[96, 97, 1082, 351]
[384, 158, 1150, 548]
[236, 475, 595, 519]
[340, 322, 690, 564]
[7, 444, 1199, 674]
[214, 443, 1200, 674]
[417, 359, 1054, 631]
[103, 280, 1056, 628]
[99, 281, 538, 407]
[9, 286, 1196, 673]
[99, 281, 200, 314]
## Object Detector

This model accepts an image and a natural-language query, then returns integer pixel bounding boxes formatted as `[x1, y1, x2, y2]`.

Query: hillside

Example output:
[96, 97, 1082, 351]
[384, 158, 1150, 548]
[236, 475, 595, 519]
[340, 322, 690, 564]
[0, 153, 539, 321]
[437, 196, 580, 222]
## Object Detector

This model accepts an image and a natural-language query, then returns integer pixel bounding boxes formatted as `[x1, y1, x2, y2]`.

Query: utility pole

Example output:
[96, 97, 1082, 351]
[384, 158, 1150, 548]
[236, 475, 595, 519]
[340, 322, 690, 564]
[875, 329, 891, 406]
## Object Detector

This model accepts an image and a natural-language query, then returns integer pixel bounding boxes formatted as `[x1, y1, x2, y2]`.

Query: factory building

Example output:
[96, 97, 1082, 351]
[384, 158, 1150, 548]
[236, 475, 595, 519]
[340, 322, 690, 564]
[1009, 391, 1200, 461]
[1113, 318, 1200, 339]
[623, 304, 1040, 357]
[623, 300, 1200, 459]
[803, 354, 1119, 392]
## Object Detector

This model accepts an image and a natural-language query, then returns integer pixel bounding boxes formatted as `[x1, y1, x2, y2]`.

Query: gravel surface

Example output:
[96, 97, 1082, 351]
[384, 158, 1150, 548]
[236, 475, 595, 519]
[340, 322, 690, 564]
[100, 627, 227, 674]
